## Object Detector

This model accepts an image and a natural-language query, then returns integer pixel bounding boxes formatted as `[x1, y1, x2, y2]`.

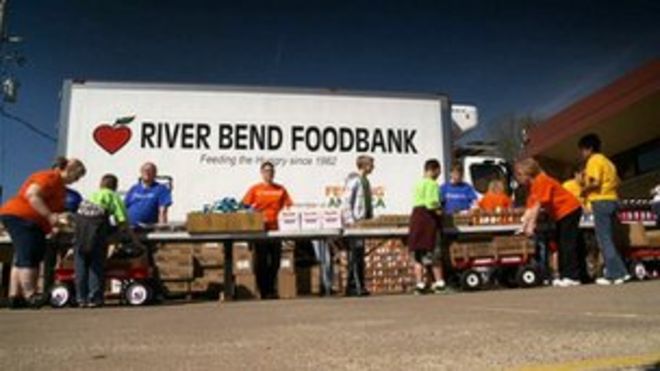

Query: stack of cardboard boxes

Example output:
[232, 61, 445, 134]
[363, 239, 414, 294]
[155, 242, 260, 300]
[277, 242, 297, 299]
[148, 240, 326, 300]
[295, 264, 321, 296]
[191, 242, 224, 297]
[155, 243, 195, 296]
[335, 248, 350, 294]
[233, 242, 259, 299]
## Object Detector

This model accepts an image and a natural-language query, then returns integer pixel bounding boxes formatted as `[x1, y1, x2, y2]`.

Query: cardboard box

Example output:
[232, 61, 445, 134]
[321, 209, 343, 229]
[187, 212, 265, 234]
[162, 280, 191, 295]
[296, 265, 321, 295]
[158, 261, 194, 280]
[627, 223, 650, 247]
[647, 230, 660, 247]
[191, 282, 223, 296]
[192, 243, 225, 267]
[152, 243, 195, 280]
[278, 210, 301, 231]
[235, 273, 259, 300]
[300, 210, 323, 230]
[154, 243, 194, 265]
[191, 254, 224, 297]
[233, 243, 253, 274]
[280, 246, 295, 273]
[277, 271, 297, 299]
[194, 266, 223, 280]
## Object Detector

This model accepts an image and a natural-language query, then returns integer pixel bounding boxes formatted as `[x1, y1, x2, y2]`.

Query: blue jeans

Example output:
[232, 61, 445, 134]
[312, 240, 334, 294]
[74, 245, 106, 304]
[592, 200, 628, 279]
[534, 234, 551, 280]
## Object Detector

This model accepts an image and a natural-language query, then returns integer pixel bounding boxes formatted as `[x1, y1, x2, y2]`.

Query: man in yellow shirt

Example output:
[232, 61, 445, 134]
[578, 134, 629, 285]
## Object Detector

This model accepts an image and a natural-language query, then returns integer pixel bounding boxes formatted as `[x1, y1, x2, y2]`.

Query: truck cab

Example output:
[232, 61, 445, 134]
[450, 105, 513, 199]
[462, 155, 511, 198]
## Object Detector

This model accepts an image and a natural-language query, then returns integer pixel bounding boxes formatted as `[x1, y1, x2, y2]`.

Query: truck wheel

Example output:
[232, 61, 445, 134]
[630, 261, 647, 281]
[49, 283, 72, 308]
[124, 282, 152, 306]
[516, 266, 539, 288]
[460, 270, 482, 291]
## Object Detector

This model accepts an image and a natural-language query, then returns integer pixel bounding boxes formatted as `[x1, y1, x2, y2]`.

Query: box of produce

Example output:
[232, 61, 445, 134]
[187, 212, 265, 234]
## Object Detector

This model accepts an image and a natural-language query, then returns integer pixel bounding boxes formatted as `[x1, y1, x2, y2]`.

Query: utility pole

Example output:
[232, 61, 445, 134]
[0, 0, 24, 202]
[0, 1, 7, 37]
[0, 0, 23, 104]
[0, 0, 6, 203]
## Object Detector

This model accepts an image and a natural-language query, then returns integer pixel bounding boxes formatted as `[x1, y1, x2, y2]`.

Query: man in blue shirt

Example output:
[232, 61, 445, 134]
[124, 162, 172, 227]
[440, 164, 478, 214]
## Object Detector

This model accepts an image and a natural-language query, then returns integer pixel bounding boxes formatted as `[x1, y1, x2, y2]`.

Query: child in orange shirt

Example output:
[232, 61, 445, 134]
[515, 158, 582, 288]
[478, 179, 512, 212]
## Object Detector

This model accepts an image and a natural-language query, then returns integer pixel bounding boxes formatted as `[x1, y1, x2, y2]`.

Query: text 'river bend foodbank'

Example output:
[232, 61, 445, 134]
[140, 122, 419, 154]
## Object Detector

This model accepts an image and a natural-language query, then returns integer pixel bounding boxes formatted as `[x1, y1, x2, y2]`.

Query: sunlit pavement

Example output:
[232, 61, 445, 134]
[1, 280, 660, 370]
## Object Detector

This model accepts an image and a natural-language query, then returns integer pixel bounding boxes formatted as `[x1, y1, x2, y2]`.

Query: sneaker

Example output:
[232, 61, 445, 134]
[596, 277, 612, 286]
[414, 283, 426, 295]
[7, 297, 27, 310]
[552, 278, 563, 287]
[26, 294, 44, 310]
[432, 280, 446, 288]
[431, 280, 446, 294]
[612, 275, 631, 285]
[556, 278, 581, 287]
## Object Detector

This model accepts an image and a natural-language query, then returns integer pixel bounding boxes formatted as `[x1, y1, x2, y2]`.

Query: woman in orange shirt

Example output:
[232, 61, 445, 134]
[0, 158, 86, 309]
[515, 158, 582, 288]
[478, 179, 512, 211]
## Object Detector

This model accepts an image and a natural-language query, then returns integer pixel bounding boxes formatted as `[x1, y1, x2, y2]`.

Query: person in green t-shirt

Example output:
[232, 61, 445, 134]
[408, 159, 445, 295]
[73, 174, 140, 307]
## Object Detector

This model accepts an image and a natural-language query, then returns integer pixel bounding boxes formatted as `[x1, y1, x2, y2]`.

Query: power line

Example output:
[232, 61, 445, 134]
[0, 106, 56, 142]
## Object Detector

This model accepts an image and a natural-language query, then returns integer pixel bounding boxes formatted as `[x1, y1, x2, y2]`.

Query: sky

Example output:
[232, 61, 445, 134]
[0, 0, 658, 198]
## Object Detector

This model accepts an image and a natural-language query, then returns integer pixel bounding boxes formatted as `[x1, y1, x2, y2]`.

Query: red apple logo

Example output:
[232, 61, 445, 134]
[93, 115, 135, 155]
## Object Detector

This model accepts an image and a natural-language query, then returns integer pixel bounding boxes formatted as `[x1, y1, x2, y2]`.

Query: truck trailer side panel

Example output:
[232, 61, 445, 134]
[59, 81, 450, 220]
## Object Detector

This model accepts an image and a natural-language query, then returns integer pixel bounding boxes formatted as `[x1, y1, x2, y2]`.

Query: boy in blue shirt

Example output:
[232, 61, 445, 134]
[439, 164, 478, 214]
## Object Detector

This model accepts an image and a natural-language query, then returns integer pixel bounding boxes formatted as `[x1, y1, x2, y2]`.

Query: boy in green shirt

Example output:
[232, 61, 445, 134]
[408, 159, 445, 294]
[74, 174, 138, 307]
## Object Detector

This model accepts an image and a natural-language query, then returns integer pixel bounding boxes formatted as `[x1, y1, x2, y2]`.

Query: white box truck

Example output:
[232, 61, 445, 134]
[57, 80, 508, 221]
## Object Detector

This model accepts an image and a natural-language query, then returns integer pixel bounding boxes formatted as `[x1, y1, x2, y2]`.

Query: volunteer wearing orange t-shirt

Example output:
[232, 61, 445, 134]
[242, 161, 293, 299]
[0, 159, 86, 309]
[515, 158, 582, 287]
[478, 179, 512, 212]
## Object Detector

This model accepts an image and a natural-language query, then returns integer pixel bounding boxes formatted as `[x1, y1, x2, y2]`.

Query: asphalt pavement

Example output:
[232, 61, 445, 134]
[1, 281, 660, 370]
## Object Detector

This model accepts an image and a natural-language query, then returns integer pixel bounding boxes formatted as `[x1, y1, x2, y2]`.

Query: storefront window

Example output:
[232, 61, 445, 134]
[637, 141, 660, 173]
[612, 138, 659, 179]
